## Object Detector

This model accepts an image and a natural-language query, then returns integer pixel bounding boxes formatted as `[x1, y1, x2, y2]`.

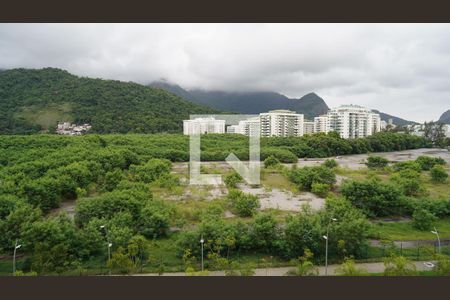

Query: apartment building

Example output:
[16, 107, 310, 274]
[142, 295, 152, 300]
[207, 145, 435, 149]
[183, 117, 225, 135]
[325, 105, 381, 139]
[314, 115, 328, 134]
[303, 121, 315, 135]
[260, 110, 304, 137]
[226, 117, 260, 136]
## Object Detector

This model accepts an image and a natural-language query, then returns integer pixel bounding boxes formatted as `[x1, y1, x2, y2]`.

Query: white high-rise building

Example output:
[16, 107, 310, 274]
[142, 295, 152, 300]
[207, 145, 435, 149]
[325, 105, 381, 139]
[183, 117, 225, 135]
[260, 110, 304, 137]
[303, 121, 315, 135]
[227, 125, 240, 134]
[369, 113, 381, 135]
[314, 115, 328, 133]
[227, 117, 260, 136]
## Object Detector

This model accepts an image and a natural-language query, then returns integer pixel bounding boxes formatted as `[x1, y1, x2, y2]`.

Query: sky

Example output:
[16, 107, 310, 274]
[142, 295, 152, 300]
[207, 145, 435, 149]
[0, 23, 449, 122]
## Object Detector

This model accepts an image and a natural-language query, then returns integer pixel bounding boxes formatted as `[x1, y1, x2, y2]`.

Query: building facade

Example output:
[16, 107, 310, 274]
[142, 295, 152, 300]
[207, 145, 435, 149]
[325, 105, 381, 139]
[183, 117, 225, 135]
[314, 115, 328, 134]
[260, 110, 304, 137]
[226, 117, 260, 136]
[303, 121, 315, 135]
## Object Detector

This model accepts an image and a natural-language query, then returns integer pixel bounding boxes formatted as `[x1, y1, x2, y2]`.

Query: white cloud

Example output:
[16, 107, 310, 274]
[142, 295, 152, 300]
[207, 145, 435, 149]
[0, 23, 449, 122]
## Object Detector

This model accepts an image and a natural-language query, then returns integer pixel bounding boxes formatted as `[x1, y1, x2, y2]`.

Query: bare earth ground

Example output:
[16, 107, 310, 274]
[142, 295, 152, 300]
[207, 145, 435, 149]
[238, 183, 325, 211]
[290, 148, 450, 170]
[54, 148, 449, 216]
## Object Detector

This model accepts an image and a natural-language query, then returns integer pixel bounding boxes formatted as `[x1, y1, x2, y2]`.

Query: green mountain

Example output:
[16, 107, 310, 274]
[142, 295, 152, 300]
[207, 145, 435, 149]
[0, 68, 218, 134]
[149, 81, 329, 120]
[438, 109, 450, 124]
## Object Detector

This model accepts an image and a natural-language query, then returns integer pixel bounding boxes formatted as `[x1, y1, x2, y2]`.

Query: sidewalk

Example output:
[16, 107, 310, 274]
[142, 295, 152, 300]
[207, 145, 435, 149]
[135, 260, 433, 276]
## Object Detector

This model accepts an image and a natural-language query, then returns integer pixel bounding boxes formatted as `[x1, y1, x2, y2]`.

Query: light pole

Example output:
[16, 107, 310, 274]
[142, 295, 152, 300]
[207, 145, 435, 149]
[13, 240, 21, 276]
[323, 217, 337, 276]
[100, 225, 112, 274]
[200, 235, 204, 271]
[431, 227, 441, 254]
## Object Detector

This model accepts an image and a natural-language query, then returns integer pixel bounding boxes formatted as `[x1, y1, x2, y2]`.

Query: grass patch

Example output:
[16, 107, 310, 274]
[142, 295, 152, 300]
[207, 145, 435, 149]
[16, 103, 73, 130]
[260, 169, 297, 193]
[370, 218, 450, 241]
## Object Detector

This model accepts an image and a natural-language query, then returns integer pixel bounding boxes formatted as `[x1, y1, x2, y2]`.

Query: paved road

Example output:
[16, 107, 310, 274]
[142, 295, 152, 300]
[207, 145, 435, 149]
[135, 260, 434, 276]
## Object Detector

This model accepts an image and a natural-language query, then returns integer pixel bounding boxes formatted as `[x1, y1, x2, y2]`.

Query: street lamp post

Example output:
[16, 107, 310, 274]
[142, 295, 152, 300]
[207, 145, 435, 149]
[100, 225, 113, 274]
[200, 235, 204, 271]
[13, 239, 21, 276]
[323, 217, 337, 276]
[431, 227, 441, 254]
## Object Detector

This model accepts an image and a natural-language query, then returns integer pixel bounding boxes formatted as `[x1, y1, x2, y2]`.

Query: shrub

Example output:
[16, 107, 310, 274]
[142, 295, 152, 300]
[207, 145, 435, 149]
[311, 182, 330, 197]
[393, 161, 422, 172]
[430, 165, 448, 183]
[365, 156, 389, 169]
[390, 170, 424, 196]
[288, 166, 336, 191]
[107, 246, 135, 274]
[227, 190, 260, 217]
[323, 159, 338, 169]
[224, 172, 243, 188]
[334, 258, 368, 276]
[340, 179, 404, 217]
[383, 256, 417, 276]
[411, 198, 450, 218]
[416, 156, 446, 171]
[264, 155, 281, 168]
[412, 208, 437, 230]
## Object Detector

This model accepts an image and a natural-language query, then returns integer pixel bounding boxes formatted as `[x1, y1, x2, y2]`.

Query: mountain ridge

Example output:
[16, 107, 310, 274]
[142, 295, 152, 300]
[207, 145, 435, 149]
[149, 81, 329, 120]
[149, 81, 417, 125]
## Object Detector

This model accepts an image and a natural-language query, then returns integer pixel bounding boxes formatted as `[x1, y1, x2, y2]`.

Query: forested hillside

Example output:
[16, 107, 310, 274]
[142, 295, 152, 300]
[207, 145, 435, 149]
[0, 68, 218, 134]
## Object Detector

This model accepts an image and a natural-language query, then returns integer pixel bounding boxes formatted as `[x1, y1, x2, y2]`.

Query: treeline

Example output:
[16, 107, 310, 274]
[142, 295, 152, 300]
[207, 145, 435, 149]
[177, 197, 371, 263]
[0, 132, 431, 167]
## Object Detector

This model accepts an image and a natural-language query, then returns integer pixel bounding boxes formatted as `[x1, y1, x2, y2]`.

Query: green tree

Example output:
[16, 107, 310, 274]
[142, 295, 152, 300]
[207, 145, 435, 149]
[138, 200, 174, 238]
[107, 246, 135, 274]
[287, 248, 318, 276]
[341, 179, 404, 217]
[430, 165, 448, 183]
[264, 155, 281, 168]
[227, 190, 260, 217]
[412, 208, 437, 230]
[250, 213, 278, 250]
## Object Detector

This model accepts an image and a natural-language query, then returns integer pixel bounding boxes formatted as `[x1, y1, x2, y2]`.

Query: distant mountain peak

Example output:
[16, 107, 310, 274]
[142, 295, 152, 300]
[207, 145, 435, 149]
[438, 109, 450, 124]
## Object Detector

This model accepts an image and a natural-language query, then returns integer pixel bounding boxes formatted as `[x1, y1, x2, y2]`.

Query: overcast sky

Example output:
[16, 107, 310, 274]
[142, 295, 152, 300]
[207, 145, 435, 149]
[0, 23, 449, 122]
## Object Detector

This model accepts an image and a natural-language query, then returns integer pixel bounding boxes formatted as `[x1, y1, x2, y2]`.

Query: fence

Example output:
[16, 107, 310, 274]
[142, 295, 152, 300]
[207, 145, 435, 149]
[362, 239, 450, 261]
